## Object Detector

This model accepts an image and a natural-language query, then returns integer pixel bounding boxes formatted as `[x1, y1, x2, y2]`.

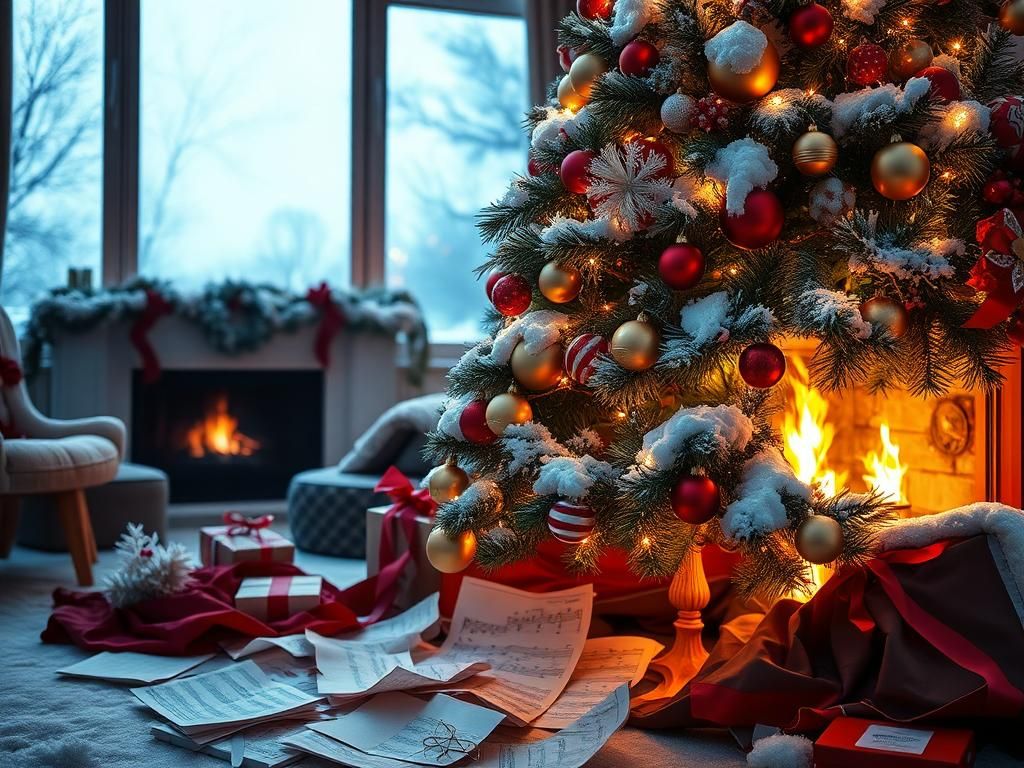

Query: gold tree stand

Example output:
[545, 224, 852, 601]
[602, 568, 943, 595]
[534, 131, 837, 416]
[633, 546, 710, 703]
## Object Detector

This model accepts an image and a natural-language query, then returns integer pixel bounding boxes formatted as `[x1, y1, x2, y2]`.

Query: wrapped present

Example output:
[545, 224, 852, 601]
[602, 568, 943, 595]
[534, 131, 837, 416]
[366, 504, 437, 613]
[200, 512, 295, 566]
[235, 575, 323, 622]
[814, 718, 975, 768]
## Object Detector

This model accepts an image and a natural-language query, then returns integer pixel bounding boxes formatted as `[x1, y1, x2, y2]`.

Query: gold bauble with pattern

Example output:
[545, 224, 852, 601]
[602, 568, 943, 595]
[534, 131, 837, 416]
[568, 52, 608, 100]
[557, 75, 587, 111]
[871, 141, 930, 201]
[1001, 0, 1024, 35]
[888, 38, 933, 80]
[707, 39, 780, 103]
[792, 127, 839, 177]
[485, 392, 533, 435]
[425, 527, 477, 573]
[427, 460, 470, 504]
[795, 515, 844, 564]
[610, 319, 659, 371]
[510, 340, 563, 391]
[538, 261, 582, 304]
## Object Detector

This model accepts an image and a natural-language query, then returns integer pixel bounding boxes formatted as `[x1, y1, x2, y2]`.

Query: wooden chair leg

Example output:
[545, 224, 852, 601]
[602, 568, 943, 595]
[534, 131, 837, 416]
[0, 496, 19, 558]
[56, 489, 94, 587]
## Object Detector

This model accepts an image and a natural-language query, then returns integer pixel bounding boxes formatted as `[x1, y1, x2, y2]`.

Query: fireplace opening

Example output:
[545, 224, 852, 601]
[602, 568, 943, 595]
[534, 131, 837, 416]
[131, 370, 323, 503]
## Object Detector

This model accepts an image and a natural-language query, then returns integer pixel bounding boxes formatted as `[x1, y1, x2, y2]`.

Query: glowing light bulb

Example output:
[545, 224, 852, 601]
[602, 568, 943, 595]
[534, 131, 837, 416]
[641, 536, 652, 548]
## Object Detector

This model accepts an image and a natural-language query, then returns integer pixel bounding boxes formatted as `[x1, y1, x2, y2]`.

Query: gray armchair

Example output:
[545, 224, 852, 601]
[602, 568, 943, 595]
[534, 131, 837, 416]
[0, 306, 124, 585]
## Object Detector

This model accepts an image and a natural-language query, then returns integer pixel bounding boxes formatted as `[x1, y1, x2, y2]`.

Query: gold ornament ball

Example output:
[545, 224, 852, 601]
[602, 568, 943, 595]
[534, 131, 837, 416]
[510, 340, 564, 391]
[889, 38, 933, 80]
[485, 393, 533, 435]
[538, 261, 582, 304]
[557, 75, 587, 111]
[871, 141, 930, 201]
[428, 462, 470, 504]
[795, 515, 844, 564]
[792, 128, 839, 177]
[1001, 0, 1024, 35]
[859, 296, 910, 339]
[707, 39, 779, 103]
[611, 320, 659, 371]
[425, 527, 477, 573]
[568, 52, 608, 100]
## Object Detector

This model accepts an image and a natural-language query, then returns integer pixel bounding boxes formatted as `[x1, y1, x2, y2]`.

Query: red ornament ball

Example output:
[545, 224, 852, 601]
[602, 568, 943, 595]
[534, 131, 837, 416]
[847, 43, 888, 86]
[548, 501, 596, 544]
[720, 189, 784, 250]
[695, 94, 732, 132]
[491, 274, 532, 316]
[917, 66, 960, 102]
[485, 270, 507, 300]
[739, 342, 787, 389]
[990, 96, 1024, 167]
[527, 156, 545, 177]
[1007, 312, 1024, 346]
[564, 333, 609, 386]
[557, 44, 580, 73]
[789, 3, 834, 48]
[658, 243, 705, 290]
[459, 400, 497, 445]
[630, 136, 675, 178]
[671, 475, 721, 525]
[983, 177, 1015, 205]
[619, 40, 660, 77]
[577, 0, 614, 20]
[560, 149, 595, 194]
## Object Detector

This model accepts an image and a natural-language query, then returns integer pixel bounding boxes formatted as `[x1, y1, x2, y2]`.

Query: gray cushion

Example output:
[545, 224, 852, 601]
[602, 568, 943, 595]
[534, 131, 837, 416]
[288, 468, 419, 558]
[17, 462, 168, 551]
[337, 393, 443, 476]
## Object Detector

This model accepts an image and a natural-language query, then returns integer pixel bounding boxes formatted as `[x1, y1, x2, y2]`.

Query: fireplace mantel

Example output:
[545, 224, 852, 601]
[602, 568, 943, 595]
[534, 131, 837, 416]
[45, 316, 401, 470]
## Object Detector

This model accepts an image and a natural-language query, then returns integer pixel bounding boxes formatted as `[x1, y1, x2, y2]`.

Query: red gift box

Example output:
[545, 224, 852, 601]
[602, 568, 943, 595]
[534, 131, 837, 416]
[200, 513, 294, 566]
[814, 718, 975, 768]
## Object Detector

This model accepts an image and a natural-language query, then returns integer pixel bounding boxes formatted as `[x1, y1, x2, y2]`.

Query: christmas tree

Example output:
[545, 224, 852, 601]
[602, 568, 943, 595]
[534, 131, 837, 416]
[422, 0, 1022, 605]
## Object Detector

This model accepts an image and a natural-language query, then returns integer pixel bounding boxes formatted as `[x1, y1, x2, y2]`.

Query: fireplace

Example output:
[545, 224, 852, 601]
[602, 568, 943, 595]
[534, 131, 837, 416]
[131, 370, 324, 503]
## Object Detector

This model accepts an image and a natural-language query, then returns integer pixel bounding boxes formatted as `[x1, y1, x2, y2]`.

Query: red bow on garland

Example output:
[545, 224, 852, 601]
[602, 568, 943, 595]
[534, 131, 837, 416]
[306, 282, 346, 368]
[223, 511, 275, 539]
[963, 208, 1024, 329]
[130, 289, 174, 384]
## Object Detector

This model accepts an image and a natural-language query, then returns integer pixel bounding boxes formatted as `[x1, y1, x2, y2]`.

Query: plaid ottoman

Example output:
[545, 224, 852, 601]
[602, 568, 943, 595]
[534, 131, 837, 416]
[287, 468, 415, 558]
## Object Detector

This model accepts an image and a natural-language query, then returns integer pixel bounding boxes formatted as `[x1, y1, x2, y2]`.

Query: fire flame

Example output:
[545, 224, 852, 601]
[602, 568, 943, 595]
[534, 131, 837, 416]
[185, 396, 261, 458]
[782, 357, 848, 497]
[862, 423, 908, 504]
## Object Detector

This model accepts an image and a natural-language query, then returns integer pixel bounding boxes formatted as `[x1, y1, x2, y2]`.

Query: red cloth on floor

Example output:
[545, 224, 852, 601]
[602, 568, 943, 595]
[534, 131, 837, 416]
[631, 535, 1024, 732]
[42, 561, 362, 655]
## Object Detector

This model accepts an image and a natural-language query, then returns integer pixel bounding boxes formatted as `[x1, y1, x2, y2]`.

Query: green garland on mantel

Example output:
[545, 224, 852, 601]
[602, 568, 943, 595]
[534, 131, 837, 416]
[22, 277, 430, 385]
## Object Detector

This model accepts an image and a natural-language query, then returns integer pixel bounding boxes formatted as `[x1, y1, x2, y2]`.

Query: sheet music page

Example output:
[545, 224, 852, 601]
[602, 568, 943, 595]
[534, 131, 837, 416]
[220, 634, 314, 660]
[476, 684, 630, 768]
[430, 578, 594, 724]
[131, 660, 320, 729]
[57, 651, 214, 684]
[531, 636, 662, 729]
[282, 730, 412, 768]
[309, 692, 505, 766]
[151, 720, 308, 768]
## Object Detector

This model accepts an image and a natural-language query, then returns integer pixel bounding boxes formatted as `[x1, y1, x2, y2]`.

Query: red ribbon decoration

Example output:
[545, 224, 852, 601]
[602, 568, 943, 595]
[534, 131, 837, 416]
[223, 511, 275, 539]
[0, 357, 23, 387]
[362, 466, 437, 624]
[306, 282, 346, 368]
[963, 208, 1024, 328]
[266, 575, 294, 621]
[130, 289, 173, 384]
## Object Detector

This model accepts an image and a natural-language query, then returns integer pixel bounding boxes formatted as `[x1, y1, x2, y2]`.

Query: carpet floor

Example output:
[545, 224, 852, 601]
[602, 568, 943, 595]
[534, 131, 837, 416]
[0, 529, 1016, 768]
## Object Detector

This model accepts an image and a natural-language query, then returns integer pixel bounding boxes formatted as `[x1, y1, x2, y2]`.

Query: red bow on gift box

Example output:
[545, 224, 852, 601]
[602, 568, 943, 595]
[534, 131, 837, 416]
[223, 511, 274, 538]
[963, 208, 1024, 328]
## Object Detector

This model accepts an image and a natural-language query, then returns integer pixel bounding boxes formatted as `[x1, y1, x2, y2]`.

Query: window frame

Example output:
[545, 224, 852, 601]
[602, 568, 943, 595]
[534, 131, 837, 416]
[100, 0, 525, 359]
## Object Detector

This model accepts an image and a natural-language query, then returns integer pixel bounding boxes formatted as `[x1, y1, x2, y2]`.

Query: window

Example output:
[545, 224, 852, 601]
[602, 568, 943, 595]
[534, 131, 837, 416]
[138, 0, 353, 291]
[384, 5, 528, 344]
[3, 0, 104, 322]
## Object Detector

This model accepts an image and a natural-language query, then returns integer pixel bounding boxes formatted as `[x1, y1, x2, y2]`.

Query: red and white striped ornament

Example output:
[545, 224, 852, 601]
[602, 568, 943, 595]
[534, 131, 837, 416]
[547, 501, 596, 544]
[564, 334, 608, 386]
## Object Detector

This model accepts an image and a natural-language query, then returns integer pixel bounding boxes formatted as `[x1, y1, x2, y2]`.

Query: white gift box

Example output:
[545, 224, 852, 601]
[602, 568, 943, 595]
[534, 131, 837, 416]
[234, 575, 323, 622]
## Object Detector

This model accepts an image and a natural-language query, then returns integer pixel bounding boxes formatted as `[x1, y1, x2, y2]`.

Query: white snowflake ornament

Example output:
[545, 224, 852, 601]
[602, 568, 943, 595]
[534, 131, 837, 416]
[587, 142, 674, 230]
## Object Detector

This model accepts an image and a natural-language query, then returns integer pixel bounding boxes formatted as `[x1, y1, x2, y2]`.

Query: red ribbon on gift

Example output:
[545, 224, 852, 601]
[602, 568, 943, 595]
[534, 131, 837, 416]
[223, 511, 275, 539]
[963, 208, 1024, 328]
[266, 575, 294, 621]
[306, 282, 346, 368]
[363, 466, 437, 623]
[130, 289, 173, 384]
